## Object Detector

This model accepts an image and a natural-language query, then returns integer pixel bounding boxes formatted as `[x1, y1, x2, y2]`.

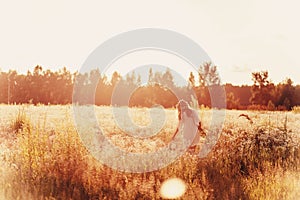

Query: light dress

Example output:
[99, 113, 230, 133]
[180, 108, 200, 147]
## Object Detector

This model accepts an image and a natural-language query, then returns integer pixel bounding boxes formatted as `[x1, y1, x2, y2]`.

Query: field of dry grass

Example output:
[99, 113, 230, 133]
[0, 105, 299, 199]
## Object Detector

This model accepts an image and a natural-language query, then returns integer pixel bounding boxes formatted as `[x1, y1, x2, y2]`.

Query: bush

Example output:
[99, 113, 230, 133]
[214, 127, 299, 177]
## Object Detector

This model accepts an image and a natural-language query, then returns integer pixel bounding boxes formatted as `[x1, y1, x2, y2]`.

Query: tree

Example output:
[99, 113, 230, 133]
[111, 71, 121, 87]
[125, 71, 137, 86]
[226, 92, 240, 109]
[188, 72, 195, 88]
[198, 62, 220, 86]
[276, 78, 295, 110]
[136, 74, 141, 86]
[250, 71, 275, 106]
[7, 70, 18, 104]
[148, 68, 154, 85]
[294, 85, 300, 106]
[0, 72, 8, 103]
[195, 62, 221, 108]
[161, 69, 175, 89]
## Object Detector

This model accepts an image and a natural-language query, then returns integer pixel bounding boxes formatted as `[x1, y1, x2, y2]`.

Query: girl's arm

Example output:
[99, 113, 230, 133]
[171, 120, 181, 140]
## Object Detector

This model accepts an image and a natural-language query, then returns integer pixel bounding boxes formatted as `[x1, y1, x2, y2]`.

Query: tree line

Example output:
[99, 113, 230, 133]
[225, 71, 300, 110]
[0, 64, 299, 110]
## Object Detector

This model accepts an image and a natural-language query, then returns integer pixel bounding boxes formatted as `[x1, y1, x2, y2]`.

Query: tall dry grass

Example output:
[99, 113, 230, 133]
[0, 105, 299, 199]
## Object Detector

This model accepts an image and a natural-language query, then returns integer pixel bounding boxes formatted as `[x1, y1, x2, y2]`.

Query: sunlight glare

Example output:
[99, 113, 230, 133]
[160, 177, 187, 199]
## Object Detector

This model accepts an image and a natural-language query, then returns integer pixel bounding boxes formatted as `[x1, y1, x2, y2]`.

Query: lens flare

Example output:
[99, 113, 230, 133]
[160, 178, 187, 199]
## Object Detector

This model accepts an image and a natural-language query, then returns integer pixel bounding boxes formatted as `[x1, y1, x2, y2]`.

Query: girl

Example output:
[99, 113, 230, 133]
[172, 100, 205, 152]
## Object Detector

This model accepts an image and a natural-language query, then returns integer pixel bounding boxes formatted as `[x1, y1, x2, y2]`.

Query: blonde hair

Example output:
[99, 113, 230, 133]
[176, 100, 192, 120]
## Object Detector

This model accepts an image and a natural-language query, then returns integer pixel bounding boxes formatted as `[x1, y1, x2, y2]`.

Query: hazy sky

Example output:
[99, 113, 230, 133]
[1, 0, 300, 85]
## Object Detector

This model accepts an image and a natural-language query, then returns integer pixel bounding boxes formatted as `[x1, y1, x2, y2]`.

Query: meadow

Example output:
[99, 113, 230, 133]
[0, 105, 299, 199]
